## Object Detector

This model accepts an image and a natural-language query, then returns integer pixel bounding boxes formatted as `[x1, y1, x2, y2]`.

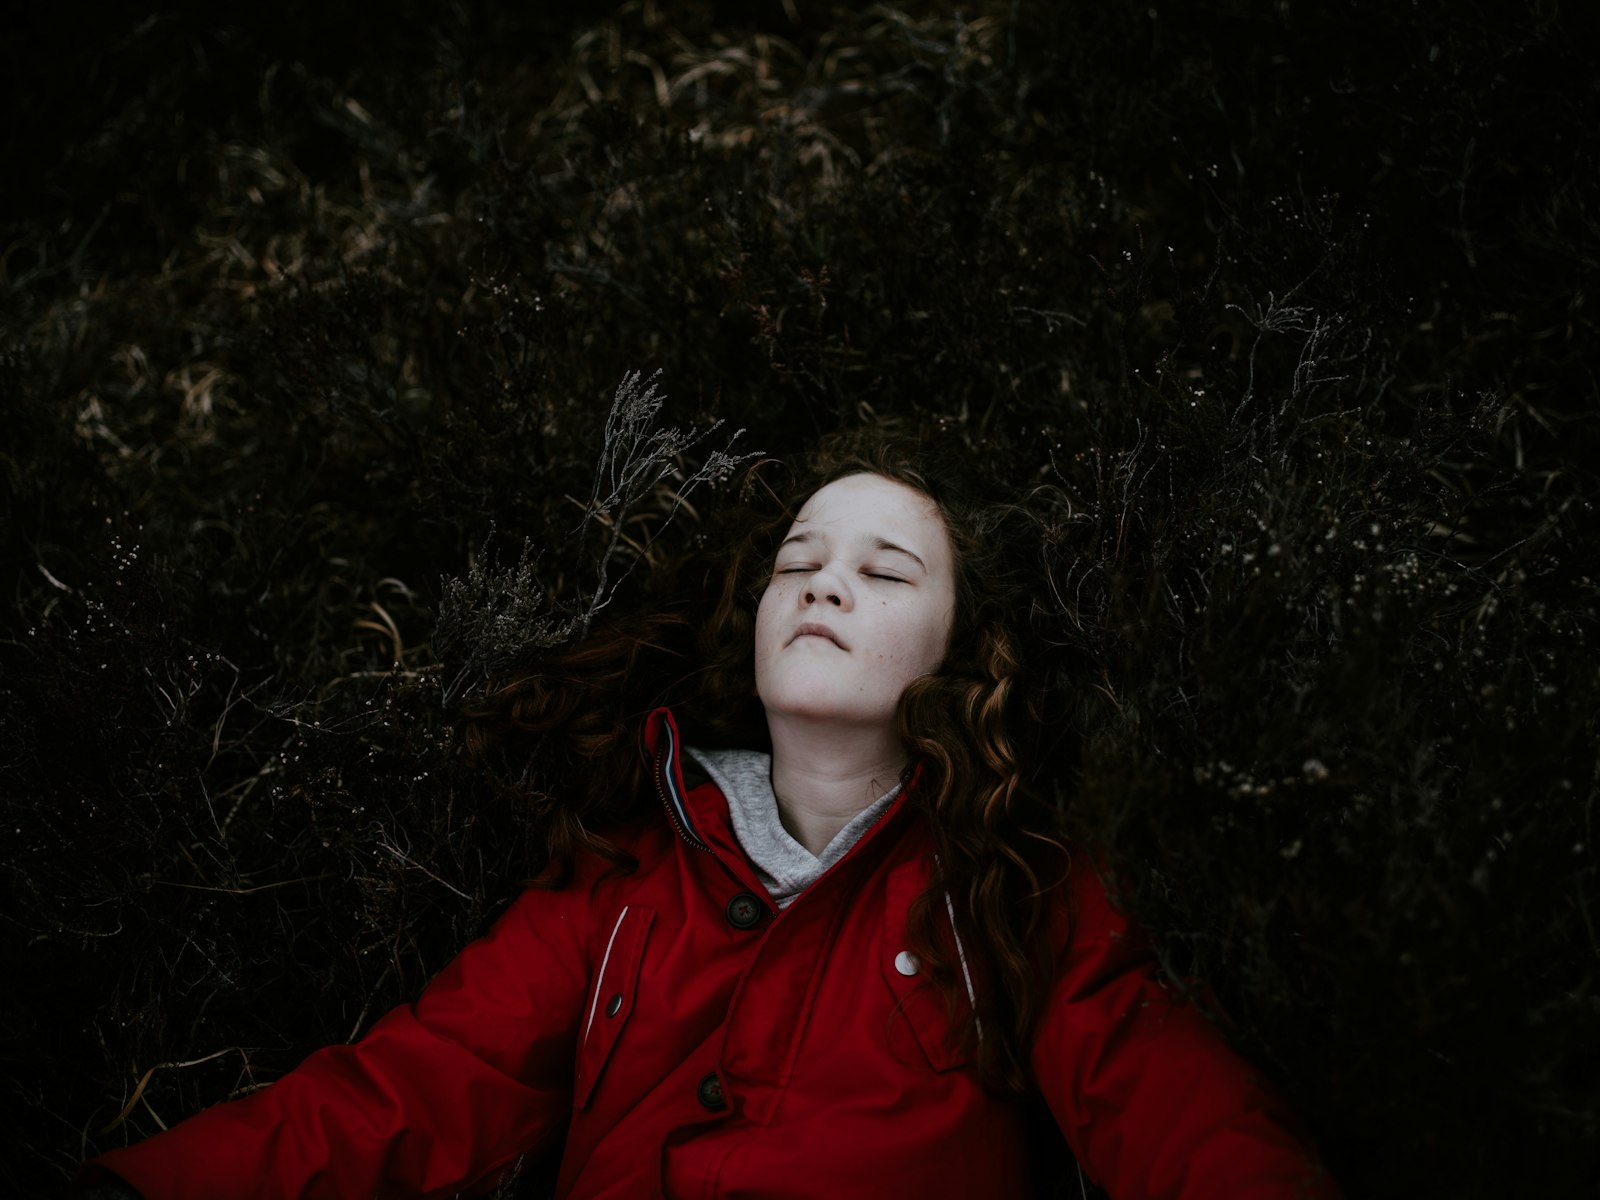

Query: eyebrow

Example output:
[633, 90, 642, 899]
[778, 530, 927, 571]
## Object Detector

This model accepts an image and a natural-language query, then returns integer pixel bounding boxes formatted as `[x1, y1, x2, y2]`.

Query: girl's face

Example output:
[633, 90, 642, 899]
[754, 473, 957, 730]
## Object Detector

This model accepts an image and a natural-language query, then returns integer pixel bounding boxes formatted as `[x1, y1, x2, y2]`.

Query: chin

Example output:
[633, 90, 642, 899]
[760, 689, 840, 719]
[761, 691, 889, 726]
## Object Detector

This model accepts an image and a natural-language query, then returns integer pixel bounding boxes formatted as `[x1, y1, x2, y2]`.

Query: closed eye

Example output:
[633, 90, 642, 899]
[776, 566, 905, 582]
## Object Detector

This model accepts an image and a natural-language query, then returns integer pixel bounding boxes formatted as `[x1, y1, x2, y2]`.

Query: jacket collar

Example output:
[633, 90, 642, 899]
[642, 707, 712, 851]
[642, 706, 922, 864]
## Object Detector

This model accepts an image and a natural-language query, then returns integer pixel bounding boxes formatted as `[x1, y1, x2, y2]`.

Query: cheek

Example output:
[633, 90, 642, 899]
[910, 603, 954, 671]
[876, 604, 950, 676]
[753, 586, 783, 658]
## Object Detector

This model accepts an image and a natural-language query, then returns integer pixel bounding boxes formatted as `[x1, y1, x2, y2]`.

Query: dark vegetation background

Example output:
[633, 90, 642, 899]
[2, 0, 1596, 1195]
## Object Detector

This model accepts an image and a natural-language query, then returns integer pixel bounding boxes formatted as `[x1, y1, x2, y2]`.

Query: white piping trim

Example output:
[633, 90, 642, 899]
[942, 887, 983, 1042]
[583, 906, 630, 1044]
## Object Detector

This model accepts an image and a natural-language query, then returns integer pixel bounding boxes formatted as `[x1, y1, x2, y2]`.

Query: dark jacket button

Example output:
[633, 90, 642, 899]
[605, 993, 622, 1018]
[725, 892, 763, 929]
[697, 1071, 726, 1110]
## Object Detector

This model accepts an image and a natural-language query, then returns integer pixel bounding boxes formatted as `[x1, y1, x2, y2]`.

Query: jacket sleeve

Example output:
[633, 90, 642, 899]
[84, 883, 592, 1200]
[1031, 865, 1340, 1200]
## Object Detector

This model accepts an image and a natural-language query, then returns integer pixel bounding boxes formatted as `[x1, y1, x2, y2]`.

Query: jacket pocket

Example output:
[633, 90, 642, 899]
[574, 905, 654, 1109]
[880, 863, 971, 1074]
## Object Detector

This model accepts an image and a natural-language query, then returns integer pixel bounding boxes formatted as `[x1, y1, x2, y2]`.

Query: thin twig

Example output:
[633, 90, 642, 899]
[375, 842, 472, 901]
[97, 1047, 240, 1134]
[151, 873, 332, 896]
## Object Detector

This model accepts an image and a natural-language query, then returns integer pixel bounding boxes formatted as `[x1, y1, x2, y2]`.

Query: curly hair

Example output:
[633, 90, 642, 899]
[459, 426, 1074, 1092]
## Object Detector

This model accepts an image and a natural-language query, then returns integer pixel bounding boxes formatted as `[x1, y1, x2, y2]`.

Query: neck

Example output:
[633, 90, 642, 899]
[765, 712, 906, 856]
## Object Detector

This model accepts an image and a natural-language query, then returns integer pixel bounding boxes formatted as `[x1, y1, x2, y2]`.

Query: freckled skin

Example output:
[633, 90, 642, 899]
[754, 473, 956, 730]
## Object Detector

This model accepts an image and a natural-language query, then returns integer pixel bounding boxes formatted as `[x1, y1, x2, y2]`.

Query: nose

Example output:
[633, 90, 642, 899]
[803, 564, 852, 609]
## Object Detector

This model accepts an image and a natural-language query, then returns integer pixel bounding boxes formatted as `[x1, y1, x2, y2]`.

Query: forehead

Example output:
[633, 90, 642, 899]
[791, 473, 947, 544]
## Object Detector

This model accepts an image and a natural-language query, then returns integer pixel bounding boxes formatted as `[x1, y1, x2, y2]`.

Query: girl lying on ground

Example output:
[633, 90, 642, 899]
[80, 431, 1340, 1199]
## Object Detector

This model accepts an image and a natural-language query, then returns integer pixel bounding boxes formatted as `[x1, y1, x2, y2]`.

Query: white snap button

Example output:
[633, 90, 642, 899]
[894, 950, 920, 976]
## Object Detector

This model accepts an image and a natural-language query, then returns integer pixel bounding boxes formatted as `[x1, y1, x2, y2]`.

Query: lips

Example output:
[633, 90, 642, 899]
[791, 622, 847, 650]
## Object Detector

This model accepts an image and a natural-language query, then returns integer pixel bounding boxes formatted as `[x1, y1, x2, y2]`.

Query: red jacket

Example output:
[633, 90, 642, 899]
[91, 708, 1338, 1199]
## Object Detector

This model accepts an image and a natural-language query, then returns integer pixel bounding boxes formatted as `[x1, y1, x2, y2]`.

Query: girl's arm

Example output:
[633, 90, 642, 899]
[82, 884, 591, 1200]
[1032, 867, 1340, 1200]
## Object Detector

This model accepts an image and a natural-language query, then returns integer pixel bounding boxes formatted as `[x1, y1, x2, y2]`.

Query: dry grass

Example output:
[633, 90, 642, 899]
[1, 2, 1596, 1195]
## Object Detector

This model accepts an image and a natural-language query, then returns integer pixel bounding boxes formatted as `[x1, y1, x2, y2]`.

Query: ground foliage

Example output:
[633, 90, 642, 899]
[2, 1, 1596, 1195]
